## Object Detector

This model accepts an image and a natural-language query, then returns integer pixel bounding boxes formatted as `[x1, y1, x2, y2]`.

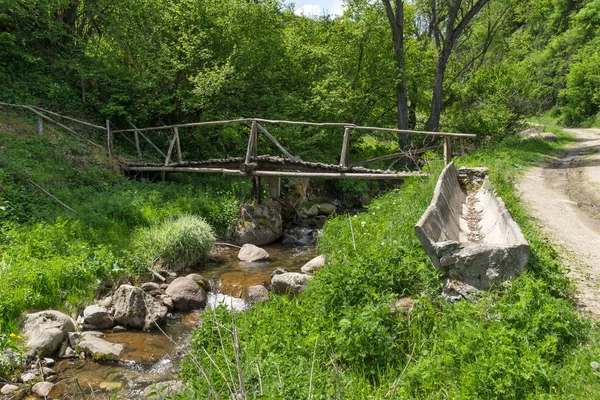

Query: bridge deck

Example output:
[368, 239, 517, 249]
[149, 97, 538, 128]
[123, 155, 428, 180]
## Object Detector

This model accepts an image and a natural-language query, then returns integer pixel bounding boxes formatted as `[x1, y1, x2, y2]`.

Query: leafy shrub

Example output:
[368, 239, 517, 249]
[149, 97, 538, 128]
[135, 214, 215, 271]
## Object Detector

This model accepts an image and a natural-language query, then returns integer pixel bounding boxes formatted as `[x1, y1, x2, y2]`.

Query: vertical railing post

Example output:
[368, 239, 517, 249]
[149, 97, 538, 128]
[443, 136, 452, 165]
[134, 129, 142, 158]
[106, 119, 112, 157]
[37, 116, 44, 136]
[339, 126, 351, 167]
[174, 127, 182, 163]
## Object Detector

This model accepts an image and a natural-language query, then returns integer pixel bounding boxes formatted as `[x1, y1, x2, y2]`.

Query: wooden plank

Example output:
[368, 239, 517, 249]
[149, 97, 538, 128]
[113, 118, 251, 133]
[347, 125, 477, 138]
[175, 127, 182, 163]
[26, 107, 103, 149]
[164, 132, 178, 166]
[266, 176, 281, 199]
[253, 118, 354, 127]
[37, 116, 43, 136]
[256, 122, 298, 161]
[350, 144, 442, 167]
[122, 166, 427, 180]
[339, 127, 351, 167]
[444, 136, 452, 165]
[30, 106, 106, 130]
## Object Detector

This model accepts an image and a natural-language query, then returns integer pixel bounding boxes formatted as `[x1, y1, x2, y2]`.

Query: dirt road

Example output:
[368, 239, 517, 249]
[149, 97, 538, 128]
[519, 128, 600, 317]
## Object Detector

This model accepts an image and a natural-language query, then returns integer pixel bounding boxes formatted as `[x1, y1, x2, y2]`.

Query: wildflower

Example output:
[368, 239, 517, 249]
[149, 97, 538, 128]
[9, 333, 16, 338]
[361, 221, 366, 227]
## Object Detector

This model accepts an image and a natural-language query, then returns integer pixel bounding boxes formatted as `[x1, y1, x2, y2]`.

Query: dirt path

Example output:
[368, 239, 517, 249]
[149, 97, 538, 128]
[519, 128, 600, 317]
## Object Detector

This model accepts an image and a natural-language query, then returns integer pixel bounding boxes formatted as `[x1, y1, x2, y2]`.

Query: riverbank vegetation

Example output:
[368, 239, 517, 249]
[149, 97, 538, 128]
[183, 129, 600, 398]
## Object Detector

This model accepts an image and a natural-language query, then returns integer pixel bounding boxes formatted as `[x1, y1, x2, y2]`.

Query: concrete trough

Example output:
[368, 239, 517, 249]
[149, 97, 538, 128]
[415, 162, 529, 293]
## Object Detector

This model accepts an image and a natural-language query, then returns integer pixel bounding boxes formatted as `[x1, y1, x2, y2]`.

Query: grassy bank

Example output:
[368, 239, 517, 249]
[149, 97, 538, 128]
[183, 129, 600, 398]
[0, 111, 247, 373]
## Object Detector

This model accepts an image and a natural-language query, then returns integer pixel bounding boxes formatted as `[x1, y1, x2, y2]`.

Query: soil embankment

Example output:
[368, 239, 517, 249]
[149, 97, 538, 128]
[519, 128, 600, 316]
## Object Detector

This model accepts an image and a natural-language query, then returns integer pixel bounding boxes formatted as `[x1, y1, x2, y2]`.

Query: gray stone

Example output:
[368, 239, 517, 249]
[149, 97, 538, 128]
[519, 127, 558, 142]
[246, 285, 269, 303]
[300, 255, 326, 274]
[141, 282, 161, 292]
[22, 310, 76, 357]
[77, 332, 124, 361]
[112, 325, 127, 333]
[43, 357, 55, 367]
[83, 305, 114, 330]
[186, 273, 211, 292]
[1, 384, 19, 395]
[20, 372, 36, 383]
[143, 380, 185, 399]
[60, 346, 76, 359]
[270, 267, 289, 278]
[31, 381, 54, 397]
[415, 163, 529, 292]
[233, 202, 282, 246]
[302, 205, 319, 217]
[165, 277, 207, 311]
[160, 283, 170, 290]
[271, 273, 311, 296]
[112, 285, 168, 330]
[99, 296, 113, 308]
[160, 295, 174, 311]
[238, 244, 269, 262]
[316, 203, 337, 215]
[41, 367, 56, 377]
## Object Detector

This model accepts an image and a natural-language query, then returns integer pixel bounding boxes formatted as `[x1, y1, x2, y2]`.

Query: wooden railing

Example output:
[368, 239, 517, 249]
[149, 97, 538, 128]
[0, 103, 477, 169]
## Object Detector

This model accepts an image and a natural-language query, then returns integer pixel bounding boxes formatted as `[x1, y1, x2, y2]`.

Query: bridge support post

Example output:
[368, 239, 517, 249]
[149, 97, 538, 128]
[444, 136, 452, 165]
[37, 116, 44, 136]
[266, 176, 281, 200]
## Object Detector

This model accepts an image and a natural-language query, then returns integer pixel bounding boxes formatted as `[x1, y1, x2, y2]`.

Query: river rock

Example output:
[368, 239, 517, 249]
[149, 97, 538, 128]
[22, 310, 76, 357]
[271, 273, 311, 296]
[302, 204, 319, 218]
[141, 282, 161, 292]
[99, 296, 113, 308]
[83, 305, 114, 330]
[41, 367, 57, 377]
[1, 384, 19, 395]
[20, 372, 36, 383]
[270, 267, 289, 278]
[77, 332, 124, 361]
[143, 380, 185, 399]
[317, 203, 337, 215]
[165, 277, 207, 311]
[246, 285, 269, 303]
[43, 357, 55, 367]
[112, 325, 127, 333]
[300, 255, 326, 274]
[238, 244, 269, 262]
[519, 127, 558, 142]
[31, 381, 54, 397]
[112, 285, 168, 330]
[186, 273, 211, 292]
[233, 202, 282, 246]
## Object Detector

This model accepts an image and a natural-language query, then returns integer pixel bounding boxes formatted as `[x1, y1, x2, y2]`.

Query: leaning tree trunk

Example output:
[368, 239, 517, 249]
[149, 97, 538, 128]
[426, 48, 451, 132]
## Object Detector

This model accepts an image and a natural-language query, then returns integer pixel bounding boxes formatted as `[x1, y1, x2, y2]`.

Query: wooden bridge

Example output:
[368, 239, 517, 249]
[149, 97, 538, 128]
[1, 103, 477, 199]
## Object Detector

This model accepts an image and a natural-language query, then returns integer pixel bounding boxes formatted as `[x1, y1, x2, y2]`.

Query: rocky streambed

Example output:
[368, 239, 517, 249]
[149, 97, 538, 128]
[2, 240, 322, 399]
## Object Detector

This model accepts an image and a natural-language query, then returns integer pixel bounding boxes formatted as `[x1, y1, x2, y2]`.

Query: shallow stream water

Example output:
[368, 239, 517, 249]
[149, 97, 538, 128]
[48, 242, 316, 399]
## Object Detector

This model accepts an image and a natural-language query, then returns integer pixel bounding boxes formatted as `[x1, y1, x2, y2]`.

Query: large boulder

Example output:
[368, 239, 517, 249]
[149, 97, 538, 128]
[300, 255, 326, 274]
[112, 285, 168, 330]
[31, 382, 54, 397]
[271, 273, 311, 296]
[238, 244, 269, 262]
[316, 203, 337, 215]
[83, 305, 114, 330]
[165, 277, 208, 311]
[77, 332, 124, 361]
[233, 202, 282, 246]
[22, 310, 76, 357]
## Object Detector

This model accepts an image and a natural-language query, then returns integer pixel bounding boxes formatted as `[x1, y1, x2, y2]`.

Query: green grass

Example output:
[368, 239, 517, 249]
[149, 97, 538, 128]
[0, 110, 247, 371]
[182, 130, 600, 399]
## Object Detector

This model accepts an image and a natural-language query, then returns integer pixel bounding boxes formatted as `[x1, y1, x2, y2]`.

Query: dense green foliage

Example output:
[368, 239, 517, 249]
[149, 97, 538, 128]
[135, 214, 216, 271]
[0, 111, 244, 341]
[182, 130, 600, 398]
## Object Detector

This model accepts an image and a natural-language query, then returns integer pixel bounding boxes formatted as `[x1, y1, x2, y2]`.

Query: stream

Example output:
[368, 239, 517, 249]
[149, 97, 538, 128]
[49, 242, 316, 399]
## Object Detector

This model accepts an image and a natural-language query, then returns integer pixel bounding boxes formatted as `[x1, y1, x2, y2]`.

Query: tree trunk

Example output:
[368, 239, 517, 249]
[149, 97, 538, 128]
[382, 0, 410, 147]
[426, 48, 451, 132]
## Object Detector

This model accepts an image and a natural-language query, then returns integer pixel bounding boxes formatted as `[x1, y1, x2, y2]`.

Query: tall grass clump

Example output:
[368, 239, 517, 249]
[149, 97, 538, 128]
[135, 214, 215, 271]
